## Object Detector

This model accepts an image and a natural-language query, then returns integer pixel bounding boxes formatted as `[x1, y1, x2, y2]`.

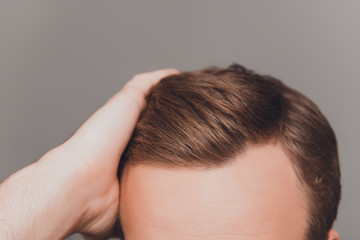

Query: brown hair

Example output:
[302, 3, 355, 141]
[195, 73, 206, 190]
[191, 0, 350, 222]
[119, 63, 341, 240]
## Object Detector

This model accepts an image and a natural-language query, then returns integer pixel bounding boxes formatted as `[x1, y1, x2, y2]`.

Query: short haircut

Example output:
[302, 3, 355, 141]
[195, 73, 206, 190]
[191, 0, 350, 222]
[119, 63, 341, 240]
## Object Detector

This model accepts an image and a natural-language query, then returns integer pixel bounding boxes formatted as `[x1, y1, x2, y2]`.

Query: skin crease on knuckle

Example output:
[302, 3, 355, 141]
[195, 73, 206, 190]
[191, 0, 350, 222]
[118, 143, 309, 240]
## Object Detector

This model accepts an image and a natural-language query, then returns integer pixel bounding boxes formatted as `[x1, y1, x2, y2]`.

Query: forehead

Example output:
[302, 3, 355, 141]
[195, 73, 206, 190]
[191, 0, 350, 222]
[119, 143, 308, 240]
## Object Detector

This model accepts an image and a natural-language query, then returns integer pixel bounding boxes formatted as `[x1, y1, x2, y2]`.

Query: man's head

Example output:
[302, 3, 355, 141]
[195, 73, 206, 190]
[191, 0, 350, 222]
[118, 64, 341, 240]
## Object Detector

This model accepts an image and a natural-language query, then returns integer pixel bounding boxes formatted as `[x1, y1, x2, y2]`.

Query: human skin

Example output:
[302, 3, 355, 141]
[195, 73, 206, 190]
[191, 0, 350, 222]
[120, 143, 330, 240]
[0, 67, 340, 240]
[0, 68, 180, 240]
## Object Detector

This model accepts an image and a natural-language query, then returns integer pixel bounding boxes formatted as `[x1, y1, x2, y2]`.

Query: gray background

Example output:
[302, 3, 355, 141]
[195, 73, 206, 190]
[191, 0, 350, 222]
[1, 1, 359, 239]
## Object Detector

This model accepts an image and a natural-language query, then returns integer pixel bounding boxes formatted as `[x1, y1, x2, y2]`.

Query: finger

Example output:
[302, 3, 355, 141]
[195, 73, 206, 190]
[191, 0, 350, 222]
[106, 68, 180, 108]
[63, 68, 180, 163]
[124, 68, 180, 98]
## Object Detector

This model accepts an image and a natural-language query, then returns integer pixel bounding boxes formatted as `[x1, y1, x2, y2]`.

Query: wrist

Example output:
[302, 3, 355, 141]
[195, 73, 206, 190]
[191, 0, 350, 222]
[36, 146, 94, 235]
[51, 141, 121, 238]
[44, 143, 120, 237]
[0, 147, 90, 239]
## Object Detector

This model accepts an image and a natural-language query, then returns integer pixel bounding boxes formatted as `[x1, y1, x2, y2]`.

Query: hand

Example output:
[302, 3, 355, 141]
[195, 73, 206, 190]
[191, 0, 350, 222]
[0, 68, 179, 240]
[57, 68, 180, 239]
